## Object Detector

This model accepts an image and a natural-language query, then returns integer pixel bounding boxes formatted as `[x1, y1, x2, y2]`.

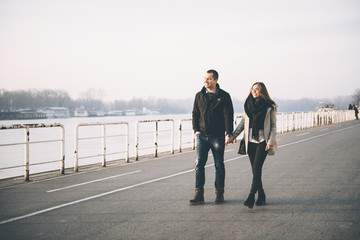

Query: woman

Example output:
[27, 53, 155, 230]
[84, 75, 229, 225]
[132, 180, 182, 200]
[228, 82, 277, 209]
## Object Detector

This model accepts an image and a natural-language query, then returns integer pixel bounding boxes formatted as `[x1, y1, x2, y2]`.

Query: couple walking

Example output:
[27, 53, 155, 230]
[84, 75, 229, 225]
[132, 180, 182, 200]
[189, 69, 277, 209]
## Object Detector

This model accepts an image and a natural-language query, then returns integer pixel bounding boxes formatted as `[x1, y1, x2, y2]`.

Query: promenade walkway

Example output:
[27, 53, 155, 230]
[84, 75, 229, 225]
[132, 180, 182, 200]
[0, 120, 359, 240]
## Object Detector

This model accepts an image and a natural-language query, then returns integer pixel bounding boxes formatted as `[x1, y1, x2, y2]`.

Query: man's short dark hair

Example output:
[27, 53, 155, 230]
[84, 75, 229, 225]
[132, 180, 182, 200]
[207, 69, 219, 80]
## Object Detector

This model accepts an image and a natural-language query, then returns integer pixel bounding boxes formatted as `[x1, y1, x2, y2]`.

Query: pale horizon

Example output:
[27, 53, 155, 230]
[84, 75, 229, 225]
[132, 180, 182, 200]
[1, 0, 359, 102]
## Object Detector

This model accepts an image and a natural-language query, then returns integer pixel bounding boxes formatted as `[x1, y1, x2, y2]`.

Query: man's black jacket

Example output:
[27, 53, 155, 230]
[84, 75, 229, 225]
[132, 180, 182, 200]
[192, 84, 234, 137]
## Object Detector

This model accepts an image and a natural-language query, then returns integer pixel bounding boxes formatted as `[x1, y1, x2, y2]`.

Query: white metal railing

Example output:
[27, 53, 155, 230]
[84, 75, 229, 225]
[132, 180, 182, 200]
[230, 110, 354, 138]
[0, 123, 65, 181]
[0, 110, 355, 181]
[74, 122, 129, 172]
[135, 119, 174, 160]
[177, 110, 355, 149]
[276, 110, 354, 133]
[178, 119, 195, 152]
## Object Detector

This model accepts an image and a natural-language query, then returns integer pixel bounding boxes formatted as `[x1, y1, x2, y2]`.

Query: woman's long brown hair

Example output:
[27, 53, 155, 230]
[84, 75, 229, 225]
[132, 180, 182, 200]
[248, 82, 277, 107]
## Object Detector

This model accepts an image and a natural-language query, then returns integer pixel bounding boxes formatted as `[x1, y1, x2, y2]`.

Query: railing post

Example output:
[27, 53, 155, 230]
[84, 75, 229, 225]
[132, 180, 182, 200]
[24, 127, 30, 181]
[126, 123, 129, 163]
[307, 112, 310, 129]
[334, 111, 337, 123]
[179, 120, 182, 152]
[154, 121, 158, 158]
[60, 125, 65, 174]
[292, 113, 295, 131]
[74, 125, 79, 172]
[102, 124, 106, 167]
[320, 112, 323, 126]
[341, 111, 343, 122]
[135, 121, 139, 161]
[285, 113, 289, 132]
[339, 111, 341, 122]
[171, 120, 174, 154]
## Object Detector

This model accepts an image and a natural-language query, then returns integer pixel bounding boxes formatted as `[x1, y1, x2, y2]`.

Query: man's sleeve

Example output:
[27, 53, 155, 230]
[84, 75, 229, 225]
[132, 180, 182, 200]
[192, 94, 200, 133]
[224, 93, 234, 135]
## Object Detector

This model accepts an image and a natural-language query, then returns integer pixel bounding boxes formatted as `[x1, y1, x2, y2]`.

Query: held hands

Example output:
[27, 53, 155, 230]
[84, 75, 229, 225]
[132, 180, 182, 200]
[225, 135, 234, 145]
[265, 144, 273, 151]
[196, 132, 234, 145]
[225, 136, 273, 151]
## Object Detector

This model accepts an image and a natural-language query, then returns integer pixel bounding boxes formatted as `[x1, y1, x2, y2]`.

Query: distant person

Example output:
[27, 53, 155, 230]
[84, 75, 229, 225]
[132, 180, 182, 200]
[189, 69, 234, 204]
[348, 104, 353, 110]
[354, 105, 359, 120]
[227, 82, 277, 209]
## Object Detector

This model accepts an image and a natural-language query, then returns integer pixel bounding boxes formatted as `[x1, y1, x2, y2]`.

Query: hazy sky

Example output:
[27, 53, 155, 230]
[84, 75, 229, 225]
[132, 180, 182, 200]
[1, 0, 359, 101]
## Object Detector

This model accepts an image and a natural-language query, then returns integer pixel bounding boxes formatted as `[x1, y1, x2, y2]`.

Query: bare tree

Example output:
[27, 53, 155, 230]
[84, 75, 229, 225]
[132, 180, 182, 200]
[352, 88, 360, 106]
[78, 88, 106, 110]
[0, 89, 73, 111]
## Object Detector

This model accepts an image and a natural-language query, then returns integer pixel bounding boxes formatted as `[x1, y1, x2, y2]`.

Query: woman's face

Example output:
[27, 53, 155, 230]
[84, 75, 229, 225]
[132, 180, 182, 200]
[251, 84, 261, 99]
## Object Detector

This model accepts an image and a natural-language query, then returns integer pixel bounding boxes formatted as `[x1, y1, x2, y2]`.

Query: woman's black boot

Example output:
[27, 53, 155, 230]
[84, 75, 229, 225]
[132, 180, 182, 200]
[244, 193, 255, 209]
[256, 190, 266, 206]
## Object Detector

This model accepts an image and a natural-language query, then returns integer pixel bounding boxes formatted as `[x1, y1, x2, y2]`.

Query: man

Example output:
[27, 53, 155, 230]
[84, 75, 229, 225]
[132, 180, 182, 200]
[189, 69, 234, 204]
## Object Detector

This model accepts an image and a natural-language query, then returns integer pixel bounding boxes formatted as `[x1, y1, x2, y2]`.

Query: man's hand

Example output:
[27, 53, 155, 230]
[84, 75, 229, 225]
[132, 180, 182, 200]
[225, 135, 234, 145]
[265, 144, 273, 151]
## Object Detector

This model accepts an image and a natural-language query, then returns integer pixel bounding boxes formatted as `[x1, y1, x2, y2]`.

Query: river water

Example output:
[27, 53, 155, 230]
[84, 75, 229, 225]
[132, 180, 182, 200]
[0, 113, 199, 179]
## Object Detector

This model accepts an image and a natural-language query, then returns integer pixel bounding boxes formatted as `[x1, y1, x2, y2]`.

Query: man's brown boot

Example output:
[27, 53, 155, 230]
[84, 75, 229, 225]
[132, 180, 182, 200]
[215, 188, 224, 203]
[188, 188, 204, 205]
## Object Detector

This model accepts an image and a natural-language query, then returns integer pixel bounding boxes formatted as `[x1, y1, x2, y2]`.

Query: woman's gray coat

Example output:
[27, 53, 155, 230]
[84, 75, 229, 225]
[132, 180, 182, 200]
[232, 106, 277, 154]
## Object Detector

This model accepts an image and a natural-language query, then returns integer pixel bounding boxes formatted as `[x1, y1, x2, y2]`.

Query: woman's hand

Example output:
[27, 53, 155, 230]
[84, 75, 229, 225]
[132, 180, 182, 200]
[225, 136, 234, 145]
[265, 144, 273, 151]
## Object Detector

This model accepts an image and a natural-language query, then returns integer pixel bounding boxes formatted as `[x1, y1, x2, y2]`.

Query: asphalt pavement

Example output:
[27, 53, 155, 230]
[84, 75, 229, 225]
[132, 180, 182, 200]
[0, 120, 360, 240]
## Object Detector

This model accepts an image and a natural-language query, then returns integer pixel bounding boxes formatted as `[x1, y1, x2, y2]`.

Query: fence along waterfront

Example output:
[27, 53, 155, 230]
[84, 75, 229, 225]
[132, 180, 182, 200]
[0, 123, 65, 181]
[74, 122, 129, 172]
[0, 110, 355, 181]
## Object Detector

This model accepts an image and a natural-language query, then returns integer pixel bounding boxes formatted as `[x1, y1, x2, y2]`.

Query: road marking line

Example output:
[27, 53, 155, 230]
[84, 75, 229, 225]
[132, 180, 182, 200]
[225, 149, 234, 152]
[296, 132, 309, 137]
[0, 156, 243, 225]
[1, 123, 359, 225]
[278, 125, 356, 149]
[46, 170, 141, 193]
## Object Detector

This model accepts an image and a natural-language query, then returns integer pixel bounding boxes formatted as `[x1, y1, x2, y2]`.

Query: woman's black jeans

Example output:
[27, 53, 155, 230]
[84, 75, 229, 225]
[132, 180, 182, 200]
[247, 141, 268, 194]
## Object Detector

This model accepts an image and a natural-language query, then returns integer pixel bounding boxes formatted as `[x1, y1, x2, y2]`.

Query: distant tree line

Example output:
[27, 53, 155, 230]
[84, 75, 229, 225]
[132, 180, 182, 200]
[0, 88, 189, 114]
[0, 89, 74, 111]
[1, 88, 359, 114]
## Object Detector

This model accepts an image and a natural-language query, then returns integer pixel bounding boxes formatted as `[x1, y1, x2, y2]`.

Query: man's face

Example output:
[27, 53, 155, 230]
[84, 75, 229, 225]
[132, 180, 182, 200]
[204, 73, 217, 90]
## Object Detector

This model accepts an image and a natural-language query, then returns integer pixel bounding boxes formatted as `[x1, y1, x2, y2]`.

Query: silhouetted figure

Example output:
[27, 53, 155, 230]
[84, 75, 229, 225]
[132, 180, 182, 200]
[348, 104, 353, 110]
[354, 105, 359, 120]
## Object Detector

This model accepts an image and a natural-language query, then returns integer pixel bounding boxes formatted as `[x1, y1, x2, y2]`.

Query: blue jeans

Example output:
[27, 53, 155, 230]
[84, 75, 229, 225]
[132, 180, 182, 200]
[195, 134, 226, 190]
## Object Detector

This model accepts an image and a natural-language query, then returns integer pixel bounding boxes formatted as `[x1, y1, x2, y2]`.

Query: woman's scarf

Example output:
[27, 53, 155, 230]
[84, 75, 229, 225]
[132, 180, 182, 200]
[244, 95, 268, 141]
